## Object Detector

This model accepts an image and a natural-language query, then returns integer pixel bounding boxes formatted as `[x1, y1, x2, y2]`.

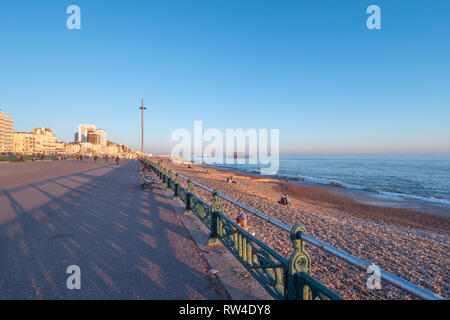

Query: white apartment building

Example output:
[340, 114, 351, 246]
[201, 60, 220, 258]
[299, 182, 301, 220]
[76, 124, 107, 146]
[79, 142, 93, 155]
[64, 142, 81, 154]
[76, 124, 96, 143]
[55, 141, 66, 154]
[32, 127, 56, 154]
[13, 132, 36, 153]
[95, 129, 107, 146]
[0, 109, 14, 152]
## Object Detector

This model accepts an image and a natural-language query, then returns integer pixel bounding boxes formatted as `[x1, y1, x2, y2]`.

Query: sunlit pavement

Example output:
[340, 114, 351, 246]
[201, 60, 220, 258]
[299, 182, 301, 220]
[0, 160, 228, 299]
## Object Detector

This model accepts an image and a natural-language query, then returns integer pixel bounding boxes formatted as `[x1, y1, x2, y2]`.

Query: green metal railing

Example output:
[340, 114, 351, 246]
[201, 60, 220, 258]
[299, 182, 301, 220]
[147, 161, 342, 300]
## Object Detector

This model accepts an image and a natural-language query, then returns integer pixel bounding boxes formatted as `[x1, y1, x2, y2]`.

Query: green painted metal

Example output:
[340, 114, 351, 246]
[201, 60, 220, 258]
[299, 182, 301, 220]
[167, 170, 173, 190]
[287, 224, 312, 299]
[294, 272, 343, 300]
[206, 189, 223, 247]
[179, 185, 187, 203]
[147, 161, 342, 300]
[184, 180, 195, 216]
[173, 174, 180, 200]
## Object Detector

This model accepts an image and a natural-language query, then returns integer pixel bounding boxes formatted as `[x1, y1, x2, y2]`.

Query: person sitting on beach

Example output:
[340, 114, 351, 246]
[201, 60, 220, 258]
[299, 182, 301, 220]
[235, 213, 248, 231]
[279, 194, 290, 205]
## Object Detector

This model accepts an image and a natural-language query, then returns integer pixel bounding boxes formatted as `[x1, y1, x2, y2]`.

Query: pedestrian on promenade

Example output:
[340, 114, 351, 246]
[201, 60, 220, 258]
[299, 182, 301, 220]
[115, 156, 120, 166]
[94, 155, 98, 163]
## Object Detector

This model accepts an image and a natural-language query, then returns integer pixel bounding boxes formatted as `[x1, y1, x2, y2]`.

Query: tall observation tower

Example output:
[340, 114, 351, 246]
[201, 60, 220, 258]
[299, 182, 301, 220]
[139, 98, 146, 154]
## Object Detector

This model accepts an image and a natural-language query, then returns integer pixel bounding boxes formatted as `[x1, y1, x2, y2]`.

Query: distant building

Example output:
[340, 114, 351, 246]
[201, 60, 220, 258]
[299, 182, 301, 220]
[76, 124, 107, 146]
[0, 109, 14, 152]
[55, 141, 66, 154]
[13, 132, 36, 153]
[79, 142, 93, 155]
[87, 129, 100, 144]
[105, 140, 121, 156]
[76, 124, 96, 143]
[32, 127, 56, 154]
[64, 142, 81, 154]
[92, 143, 103, 155]
[96, 129, 107, 146]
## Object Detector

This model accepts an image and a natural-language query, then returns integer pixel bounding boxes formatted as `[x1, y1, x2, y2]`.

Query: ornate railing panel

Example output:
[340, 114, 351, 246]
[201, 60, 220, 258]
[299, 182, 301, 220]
[215, 212, 288, 299]
[294, 272, 343, 300]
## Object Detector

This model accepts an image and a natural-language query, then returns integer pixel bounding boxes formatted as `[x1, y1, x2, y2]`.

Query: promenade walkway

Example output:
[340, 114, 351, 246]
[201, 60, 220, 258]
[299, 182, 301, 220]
[0, 160, 229, 299]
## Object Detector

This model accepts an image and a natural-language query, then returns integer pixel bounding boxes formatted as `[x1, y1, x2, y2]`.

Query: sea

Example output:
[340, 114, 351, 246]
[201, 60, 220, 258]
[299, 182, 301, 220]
[191, 154, 450, 209]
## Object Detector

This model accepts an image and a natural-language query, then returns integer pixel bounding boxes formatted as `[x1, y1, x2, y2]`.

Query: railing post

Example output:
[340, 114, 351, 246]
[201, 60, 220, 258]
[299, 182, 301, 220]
[206, 189, 223, 247]
[159, 169, 163, 181]
[287, 224, 311, 300]
[184, 180, 195, 216]
[167, 170, 173, 190]
[173, 174, 180, 200]
[162, 169, 167, 185]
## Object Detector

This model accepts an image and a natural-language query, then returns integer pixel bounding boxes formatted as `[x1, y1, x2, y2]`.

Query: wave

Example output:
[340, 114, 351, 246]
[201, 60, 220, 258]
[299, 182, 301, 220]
[375, 191, 450, 206]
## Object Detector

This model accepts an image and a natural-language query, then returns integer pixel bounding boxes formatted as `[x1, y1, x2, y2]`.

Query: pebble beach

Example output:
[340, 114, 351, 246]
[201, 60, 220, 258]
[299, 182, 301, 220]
[158, 159, 449, 300]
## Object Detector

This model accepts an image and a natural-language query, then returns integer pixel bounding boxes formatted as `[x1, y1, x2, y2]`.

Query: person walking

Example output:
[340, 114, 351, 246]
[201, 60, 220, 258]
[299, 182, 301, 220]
[115, 156, 120, 166]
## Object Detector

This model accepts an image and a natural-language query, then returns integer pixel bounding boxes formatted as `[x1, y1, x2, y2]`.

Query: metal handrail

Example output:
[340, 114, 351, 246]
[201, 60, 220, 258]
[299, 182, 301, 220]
[171, 170, 445, 300]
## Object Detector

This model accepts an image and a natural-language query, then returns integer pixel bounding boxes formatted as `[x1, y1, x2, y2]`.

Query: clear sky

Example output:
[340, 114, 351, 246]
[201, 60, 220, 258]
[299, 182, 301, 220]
[1, 0, 449, 155]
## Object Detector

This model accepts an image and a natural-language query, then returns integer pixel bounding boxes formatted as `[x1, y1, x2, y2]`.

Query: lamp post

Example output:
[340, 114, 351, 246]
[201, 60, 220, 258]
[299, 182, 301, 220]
[139, 98, 146, 155]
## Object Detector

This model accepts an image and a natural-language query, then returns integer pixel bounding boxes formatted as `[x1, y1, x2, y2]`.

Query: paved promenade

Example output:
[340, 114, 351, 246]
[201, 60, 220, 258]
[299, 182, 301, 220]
[0, 160, 229, 299]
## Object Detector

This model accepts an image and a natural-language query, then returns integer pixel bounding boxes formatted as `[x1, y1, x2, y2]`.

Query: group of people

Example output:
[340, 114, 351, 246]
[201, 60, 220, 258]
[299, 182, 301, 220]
[77, 154, 121, 165]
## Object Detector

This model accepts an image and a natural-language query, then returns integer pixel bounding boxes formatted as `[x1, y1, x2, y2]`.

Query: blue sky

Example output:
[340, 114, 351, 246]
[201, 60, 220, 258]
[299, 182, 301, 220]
[0, 0, 449, 154]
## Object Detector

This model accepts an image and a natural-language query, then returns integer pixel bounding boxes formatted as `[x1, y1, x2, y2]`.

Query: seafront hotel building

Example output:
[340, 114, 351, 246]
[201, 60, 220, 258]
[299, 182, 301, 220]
[0, 109, 14, 152]
[31, 127, 57, 154]
[13, 132, 36, 153]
